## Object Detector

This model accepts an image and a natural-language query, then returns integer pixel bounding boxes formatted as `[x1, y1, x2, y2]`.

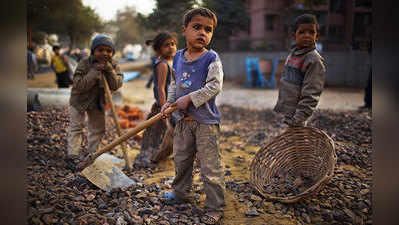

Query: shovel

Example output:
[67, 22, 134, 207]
[78, 105, 177, 191]
[101, 73, 131, 172]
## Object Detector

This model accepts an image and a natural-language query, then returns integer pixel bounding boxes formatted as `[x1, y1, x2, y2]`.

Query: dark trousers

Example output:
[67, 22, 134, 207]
[364, 69, 372, 108]
[56, 71, 71, 88]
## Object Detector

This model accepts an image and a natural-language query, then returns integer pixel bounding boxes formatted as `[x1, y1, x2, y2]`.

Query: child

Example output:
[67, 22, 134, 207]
[27, 44, 38, 80]
[139, 32, 177, 163]
[274, 14, 326, 127]
[51, 45, 71, 88]
[161, 7, 225, 224]
[144, 39, 157, 88]
[67, 34, 123, 163]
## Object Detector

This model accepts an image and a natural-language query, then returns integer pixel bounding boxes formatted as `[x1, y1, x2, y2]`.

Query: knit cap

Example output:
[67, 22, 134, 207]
[90, 34, 115, 55]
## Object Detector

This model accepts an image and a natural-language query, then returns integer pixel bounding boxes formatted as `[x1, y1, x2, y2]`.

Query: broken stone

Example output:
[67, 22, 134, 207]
[245, 208, 260, 217]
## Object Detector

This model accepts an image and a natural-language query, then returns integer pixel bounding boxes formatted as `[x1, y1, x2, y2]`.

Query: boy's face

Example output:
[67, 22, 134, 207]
[293, 23, 318, 49]
[159, 38, 177, 59]
[182, 15, 214, 50]
[93, 45, 113, 62]
[54, 48, 60, 55]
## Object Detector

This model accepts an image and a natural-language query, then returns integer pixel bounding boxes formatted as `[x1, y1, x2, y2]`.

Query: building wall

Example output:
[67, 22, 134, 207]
[220, 51, 371, 87]
[231, 0, 371, 51]
[246, 0, 287, 50]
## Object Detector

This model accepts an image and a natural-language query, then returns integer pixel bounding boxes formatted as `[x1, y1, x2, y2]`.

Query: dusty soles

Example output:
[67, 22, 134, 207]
[161, 192, 223, 224]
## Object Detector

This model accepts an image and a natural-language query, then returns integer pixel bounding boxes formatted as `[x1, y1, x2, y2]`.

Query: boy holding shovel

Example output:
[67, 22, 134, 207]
[161, 7, 225, 224]
[67, 34, 123, 168]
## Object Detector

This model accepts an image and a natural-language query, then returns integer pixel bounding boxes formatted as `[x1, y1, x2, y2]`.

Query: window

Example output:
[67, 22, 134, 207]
[330, 0, 344, 13]
[297, 0, 327, 8]
[246, 18, 251, 35]
[316, 11, 327, 36]
[246, 0, 250, 8]
[264, 14, 277, 31]
[328, 25, 345, 39]
[319, 0, 328, 5]
[319, 26, 326, 36]
[353, 13, 372, 36]
[316, 12, 327, 25]
[355, 0, 372, 8]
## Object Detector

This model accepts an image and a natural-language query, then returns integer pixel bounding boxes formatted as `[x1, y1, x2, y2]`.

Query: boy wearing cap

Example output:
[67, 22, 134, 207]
[67, 34, 123, 162]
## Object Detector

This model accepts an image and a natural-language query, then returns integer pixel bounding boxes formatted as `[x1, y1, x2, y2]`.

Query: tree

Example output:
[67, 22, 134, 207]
[147, 0, 196, 32]
[110, 6, 143, 49]
[202, 0, 250, 51]
[64, 2, 104, 48]
[145, 0, 197, 48]
[27, 0, 103, 48]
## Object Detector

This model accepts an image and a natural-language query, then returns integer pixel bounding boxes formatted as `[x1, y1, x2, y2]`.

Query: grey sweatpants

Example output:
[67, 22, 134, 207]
[172, 120, 225, 212]
[67, 106, 105, 156]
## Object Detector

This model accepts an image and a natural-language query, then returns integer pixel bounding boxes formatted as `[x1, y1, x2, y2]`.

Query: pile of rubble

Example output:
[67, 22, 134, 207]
[27, 105, 372, 224]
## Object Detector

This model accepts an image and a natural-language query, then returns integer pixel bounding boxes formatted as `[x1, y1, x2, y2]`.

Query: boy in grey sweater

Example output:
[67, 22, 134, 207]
[274, 14, 326, 127]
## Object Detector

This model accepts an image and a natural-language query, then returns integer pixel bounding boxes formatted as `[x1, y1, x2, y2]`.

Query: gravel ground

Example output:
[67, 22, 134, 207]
[27, 70, 371, 225]
[27, 104, 372, 225]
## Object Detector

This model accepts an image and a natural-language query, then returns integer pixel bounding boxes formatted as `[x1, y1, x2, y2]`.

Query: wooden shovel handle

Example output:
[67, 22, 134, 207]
[91, 106, 177, 160]
[102, 73, 131, 171]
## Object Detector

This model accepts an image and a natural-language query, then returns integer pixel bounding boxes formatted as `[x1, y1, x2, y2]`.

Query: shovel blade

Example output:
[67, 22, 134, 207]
[81, 154, 135, 192]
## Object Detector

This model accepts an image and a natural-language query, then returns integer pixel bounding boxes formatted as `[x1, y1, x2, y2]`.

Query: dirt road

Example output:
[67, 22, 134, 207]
[122, 74, 364, 112]
[28, 61, 364, 112]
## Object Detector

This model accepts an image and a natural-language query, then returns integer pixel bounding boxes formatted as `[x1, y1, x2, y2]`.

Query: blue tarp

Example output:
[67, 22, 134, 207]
[245, 58, 278, 89]
[123, 71, 140, 82]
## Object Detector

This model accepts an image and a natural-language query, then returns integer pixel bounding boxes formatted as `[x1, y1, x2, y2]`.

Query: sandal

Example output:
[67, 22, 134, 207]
[162, 192, 188, 205]
[201, 211, 223, 225]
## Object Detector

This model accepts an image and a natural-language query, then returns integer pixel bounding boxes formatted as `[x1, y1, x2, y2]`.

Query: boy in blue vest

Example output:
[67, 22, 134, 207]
[161, 7, 225, 225]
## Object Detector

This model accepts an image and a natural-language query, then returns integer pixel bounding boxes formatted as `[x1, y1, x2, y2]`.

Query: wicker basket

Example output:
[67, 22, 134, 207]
[250, 126, 336, 203]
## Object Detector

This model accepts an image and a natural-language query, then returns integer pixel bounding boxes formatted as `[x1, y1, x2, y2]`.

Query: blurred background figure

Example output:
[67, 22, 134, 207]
[123, 43, 142, 61]
[51, 45, 72, 88]
[27, 43, 38, 80]
[144, 39, 159, 88]
[141, 39, 155, 60]
[123, 44, 134, 61]
[34, 43, 52, 68]
[70, 48, 89, 62]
